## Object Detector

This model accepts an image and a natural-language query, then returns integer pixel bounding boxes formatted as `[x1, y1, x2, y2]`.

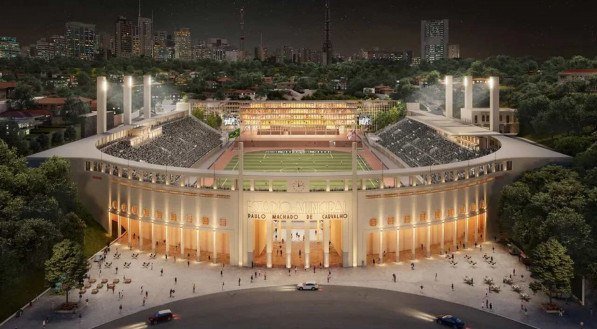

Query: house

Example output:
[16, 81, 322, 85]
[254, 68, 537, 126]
[0, 81, 16, 100]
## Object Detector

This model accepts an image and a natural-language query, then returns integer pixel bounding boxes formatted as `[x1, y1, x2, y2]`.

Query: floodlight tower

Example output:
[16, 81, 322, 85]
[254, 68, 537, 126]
[444, 75, 453, 118]
[123, 76, 133, 125]
[489, 76, 500, 132]
[96, 76, 107, 134]
[143, 75, 152, 119]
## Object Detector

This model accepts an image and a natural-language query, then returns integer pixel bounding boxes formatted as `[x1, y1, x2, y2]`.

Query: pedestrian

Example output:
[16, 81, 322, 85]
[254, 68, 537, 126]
[116, 267, 119, 274]
[151, 263, 153, 270]
[392, 273, 396, 283]
[193, 284, 196, 293]
[187, 260, 190, 267]
[411, 262, 415, 270]
[451, 283, 454, 291]
[86, 298, 89, 306]
[435, 273, 437, 281]
[489, 303, 492, 310]
[288, 269, 291, 276]
[238, 278, 241, 286]
[119, 304, 122, 314]
[160, 268, 163, 276]
[143, 297, 146, 306]
[264, 273, 267, 280]
[327, 275, 330, 283]
[524, 306, 527, 316]
[251, 275, 253, 283]
[145, 291, 148, 298]
[420, 285, 424, 294]
[295, 267, 297, 274]
[174, 277, 177, 284]
[492, 246, 495, 253]
[220, 270, 223, 277]
[42, 319, 46, 328]
[486, 300, 489, 308]
[222, 282, 225, 291]
[141, 285, 144, 294]
[513, 268, 516, 275]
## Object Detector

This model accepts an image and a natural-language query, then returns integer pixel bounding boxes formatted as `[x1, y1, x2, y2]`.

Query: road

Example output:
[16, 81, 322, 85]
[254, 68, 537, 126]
[96, 285, 532, 329]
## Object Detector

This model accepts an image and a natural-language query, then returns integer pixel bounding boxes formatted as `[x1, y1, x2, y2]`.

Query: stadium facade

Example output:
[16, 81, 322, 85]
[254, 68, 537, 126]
[30, 75, 568, 268]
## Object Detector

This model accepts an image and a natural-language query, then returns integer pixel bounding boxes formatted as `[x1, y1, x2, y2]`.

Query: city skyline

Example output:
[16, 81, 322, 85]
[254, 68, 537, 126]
[1, 0, 596, 59]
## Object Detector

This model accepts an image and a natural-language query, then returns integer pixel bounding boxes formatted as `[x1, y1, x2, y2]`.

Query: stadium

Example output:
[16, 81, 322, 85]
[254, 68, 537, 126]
[30, 75, 569, 269]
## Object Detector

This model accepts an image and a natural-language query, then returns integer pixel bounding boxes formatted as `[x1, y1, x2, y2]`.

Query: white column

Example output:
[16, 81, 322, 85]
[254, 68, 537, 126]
[266, 219, 273, 268]
[151, 223, 155, 252]
[123, 75, 133, 125]
[165, 226, 169, 254]
[96, 76, 107, 134]
[143, 75, 152, 119]
[138, 219, 143, 248]
[464, 75, 473, 110]
[395, 228, 400, 262]
[323, 219, 330, 268]
[304, 225, 311, 268]
[196, 230, 200, 260]
[286, 224, 292, 268]
[489, 76, 500, 132]
[411, 226, 416, 259]
[180, 227, 184, 256]
[212, 230, 217, 263]
[445, 75, 453, 118]
[440, 222, 445, 253]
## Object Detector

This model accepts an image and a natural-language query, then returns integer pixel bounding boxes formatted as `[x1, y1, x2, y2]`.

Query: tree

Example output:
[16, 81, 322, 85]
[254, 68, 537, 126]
[45, 240, 87, 305]
[531, 238, 574, 303]
[36, 134, 50, 150]
[58, 212, 86, 245]
[52, 131, 64, 146]
[62, 97, 90, 125]
[64, 126, 77, 142]
[7, 82, 35, 110]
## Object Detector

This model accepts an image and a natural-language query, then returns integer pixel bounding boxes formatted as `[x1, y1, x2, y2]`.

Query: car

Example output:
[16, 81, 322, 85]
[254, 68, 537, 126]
[436, 315, 465, 329]
[148, 309, 173, 325]
[296, 282, 319, 291]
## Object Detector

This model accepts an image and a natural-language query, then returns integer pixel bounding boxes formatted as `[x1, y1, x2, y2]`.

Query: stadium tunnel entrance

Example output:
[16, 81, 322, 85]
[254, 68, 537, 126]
[252, 219, 343, 268]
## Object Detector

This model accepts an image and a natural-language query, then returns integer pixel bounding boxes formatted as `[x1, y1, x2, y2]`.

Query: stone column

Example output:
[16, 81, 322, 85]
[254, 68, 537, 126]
[445, 75, 453, 118]
[143, 75, 152, 119]
[196, 230, 200, 261]
[123, 75, 133, 125]
[266, 219, 273, 268]
[489, 76, 500, 132]
[96, 76, 107, 134]
[286, 224, 292, 268]
[151, 223, 155, 252]
[395, 228, 400, 262]
[212, 230, 217, 263]
[323, 219, 330, 268]
[304, 225, 311, 268]
[139, 218, 143, 249]
[411, 226, 416, 259]
[165, 226, 169, 254]
[464, 76, 473, 110]
[379, 230, 384, 263]
[180, 227, 184, 256]
[440, 221, 445, 254]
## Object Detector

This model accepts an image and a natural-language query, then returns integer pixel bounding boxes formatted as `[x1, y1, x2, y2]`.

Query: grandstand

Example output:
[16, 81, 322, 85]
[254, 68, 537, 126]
[377, 118, 483, 167]
[101, 117, 221, 167]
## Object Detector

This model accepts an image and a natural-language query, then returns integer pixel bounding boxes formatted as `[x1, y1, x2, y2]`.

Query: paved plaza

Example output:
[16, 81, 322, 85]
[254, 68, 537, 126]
[3, 240, 593, 329]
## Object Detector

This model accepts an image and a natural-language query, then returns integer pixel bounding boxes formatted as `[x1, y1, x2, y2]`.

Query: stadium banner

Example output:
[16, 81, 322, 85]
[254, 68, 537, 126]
[264, 149, 332, 154]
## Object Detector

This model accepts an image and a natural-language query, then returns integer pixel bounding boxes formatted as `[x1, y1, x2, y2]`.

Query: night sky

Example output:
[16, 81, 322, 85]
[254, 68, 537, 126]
[2, 0, 596, 59]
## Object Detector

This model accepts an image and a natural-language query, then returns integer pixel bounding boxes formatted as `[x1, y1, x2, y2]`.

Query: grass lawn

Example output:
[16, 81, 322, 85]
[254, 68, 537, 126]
[218, 150, 378, 190]
[0, 216, 112, 322]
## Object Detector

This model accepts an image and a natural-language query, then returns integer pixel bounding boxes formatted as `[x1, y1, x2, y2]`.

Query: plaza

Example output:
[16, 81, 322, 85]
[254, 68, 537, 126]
[3, 238, 591, 328]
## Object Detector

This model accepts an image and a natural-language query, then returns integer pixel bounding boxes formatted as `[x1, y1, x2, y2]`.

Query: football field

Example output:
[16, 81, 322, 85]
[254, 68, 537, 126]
[218, 150, 377, 190]
[224, 150, 371, 172]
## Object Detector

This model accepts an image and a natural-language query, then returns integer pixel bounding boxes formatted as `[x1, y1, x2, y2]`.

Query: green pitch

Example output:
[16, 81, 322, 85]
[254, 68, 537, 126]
[224, 150, 371, 172]
[218, 150, 378, 191]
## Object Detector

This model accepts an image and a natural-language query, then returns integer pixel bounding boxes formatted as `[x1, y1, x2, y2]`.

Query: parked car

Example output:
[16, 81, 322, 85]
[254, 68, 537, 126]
[148, 309, 173, 325]
[436, 315, 465, 329]
[296, 282, 319, 291]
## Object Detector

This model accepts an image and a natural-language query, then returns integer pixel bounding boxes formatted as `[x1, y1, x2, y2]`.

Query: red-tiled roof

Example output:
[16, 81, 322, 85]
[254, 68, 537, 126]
[0, 81, 17, 89]
[36, 96, 92, 105]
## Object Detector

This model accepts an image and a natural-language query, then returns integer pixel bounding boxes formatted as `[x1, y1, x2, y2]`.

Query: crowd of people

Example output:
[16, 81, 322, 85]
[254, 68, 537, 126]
[102, 117, 221, 168]
[378, 119, 483, 167]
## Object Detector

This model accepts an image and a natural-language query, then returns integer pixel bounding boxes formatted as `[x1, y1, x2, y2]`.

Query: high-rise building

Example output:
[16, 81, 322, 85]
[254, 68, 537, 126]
[49, 35, 67, 57]
[174, 28, 192, 61]
[65, 22, 97, 60]
[98, 32, 114, 59]
[115, 16, 134, 58]
[321, 0, 332, 65]
[35, 38, 53, 60]
[448, 44, 460, 59]
[421, 19, 449, 62]
[137, 17, 153, 57]
[0, 37, 20, 59]
[153, 31, 170, 61]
